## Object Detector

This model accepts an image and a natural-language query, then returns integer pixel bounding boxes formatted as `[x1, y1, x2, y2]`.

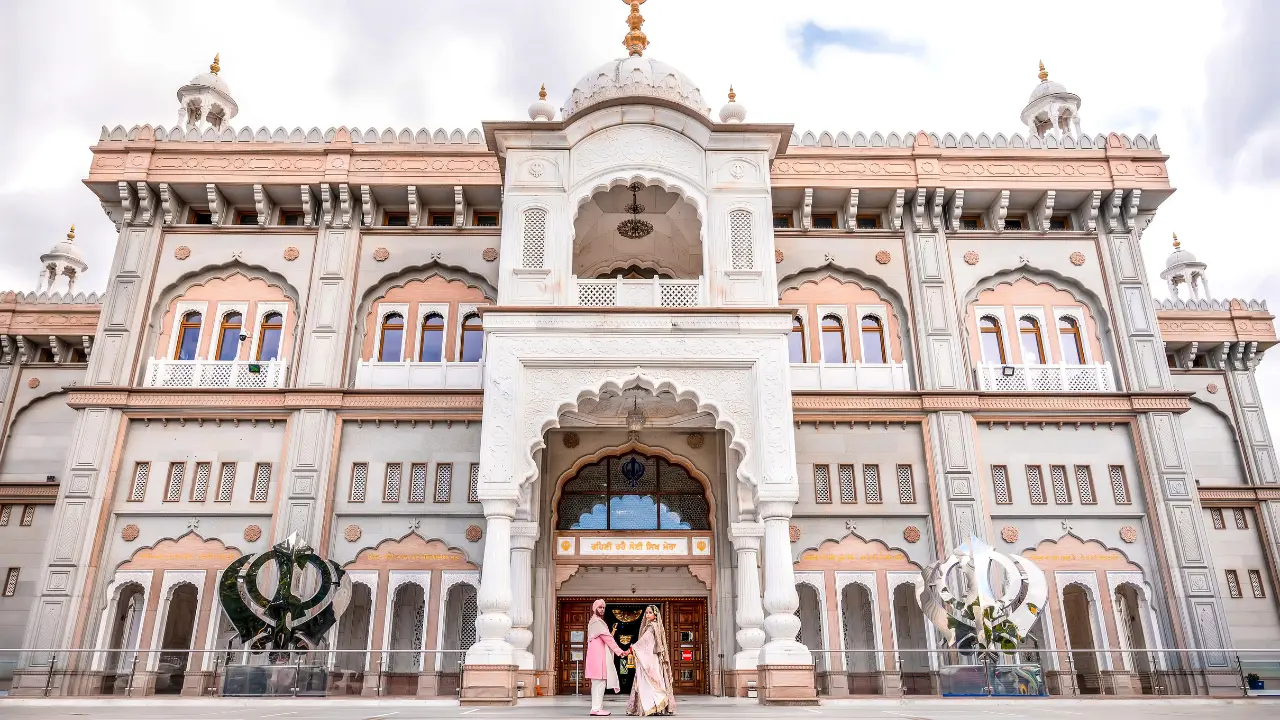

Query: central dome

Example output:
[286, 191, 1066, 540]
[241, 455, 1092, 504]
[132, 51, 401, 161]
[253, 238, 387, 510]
[563, 55, 710, 121]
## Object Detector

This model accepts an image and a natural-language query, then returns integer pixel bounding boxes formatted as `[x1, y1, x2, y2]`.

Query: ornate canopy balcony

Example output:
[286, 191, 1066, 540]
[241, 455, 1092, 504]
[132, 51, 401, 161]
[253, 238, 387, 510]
[570, 276, 705, 308]
[974, 362, 1115, 392]
[143, 358, 288, 389]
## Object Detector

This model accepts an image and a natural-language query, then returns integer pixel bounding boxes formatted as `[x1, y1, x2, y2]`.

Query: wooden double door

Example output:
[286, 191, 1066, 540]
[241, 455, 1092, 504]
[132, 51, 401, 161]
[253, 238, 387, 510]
[556, 597, 708, 695]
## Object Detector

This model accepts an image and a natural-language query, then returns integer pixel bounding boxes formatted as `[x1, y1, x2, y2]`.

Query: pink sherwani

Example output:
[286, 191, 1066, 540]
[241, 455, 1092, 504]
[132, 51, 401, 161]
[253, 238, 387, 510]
[586, 615, 624, 690]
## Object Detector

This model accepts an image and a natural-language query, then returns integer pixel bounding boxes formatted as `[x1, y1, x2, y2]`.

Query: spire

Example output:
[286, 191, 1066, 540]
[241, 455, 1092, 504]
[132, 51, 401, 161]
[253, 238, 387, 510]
[1172, 231, 1180, 249]
[622, 0, 648, 57]
[66, 224, 75, 241]
[210, 53, 221, 75]
[719, 84, 747, 123]
[727, 85, 736, 102]
[1038, 60, 1048, 82]
[528, 83, 555, 121]
[538, 83, 547, 100]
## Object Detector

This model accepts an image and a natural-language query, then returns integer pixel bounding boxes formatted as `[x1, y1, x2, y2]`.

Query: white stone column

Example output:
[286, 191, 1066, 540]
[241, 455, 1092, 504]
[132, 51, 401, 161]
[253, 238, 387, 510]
[466, 498, 516, 666]
[506, 520, 537, 670]
[757, 501, 812, 666]
[731, 522, 766, 670]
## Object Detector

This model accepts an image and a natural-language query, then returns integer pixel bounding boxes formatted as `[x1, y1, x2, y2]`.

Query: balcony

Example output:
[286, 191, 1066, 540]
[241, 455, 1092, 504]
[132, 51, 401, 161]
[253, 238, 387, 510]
[354, 361, 483, 389]
[144, 359, 288, 389]
[790, 363, 911, 391]
[570, 276, 705, 308]
[975, 362, 1115, 392]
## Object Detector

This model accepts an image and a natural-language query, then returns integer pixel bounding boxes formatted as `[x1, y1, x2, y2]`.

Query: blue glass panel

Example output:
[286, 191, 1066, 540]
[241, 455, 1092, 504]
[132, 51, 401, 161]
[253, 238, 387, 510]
[609, 494, 659, 530]
[258, 328, 282, 361]
[565, 495, 608, 530]
[658, 502, 690, 530]
[177, 327, 201, 361]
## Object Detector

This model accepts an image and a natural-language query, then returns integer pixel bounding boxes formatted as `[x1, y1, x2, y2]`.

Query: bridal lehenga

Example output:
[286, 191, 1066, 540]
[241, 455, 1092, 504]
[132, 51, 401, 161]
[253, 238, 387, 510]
[626, 605, 677, 716]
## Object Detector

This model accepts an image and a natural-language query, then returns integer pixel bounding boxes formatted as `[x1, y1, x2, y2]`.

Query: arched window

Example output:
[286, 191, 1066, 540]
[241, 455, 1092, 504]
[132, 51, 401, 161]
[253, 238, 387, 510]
[175, 311, 202, 360]
[1019, 316, 1046, 364]
[821, 315, 846, 364]
[979, 316, 1006, 364]
[459, 314, 483, 363]
[257, 312, 283, 362]
[556, 452, 709, 531]
[378, 313, 404, 362]
[215, 312, 242, 361]
[419, 313, 445, 363]
[860, 315, 886, 364]
[1059, 316, 1085, 365]
[788, 316, 807, 363]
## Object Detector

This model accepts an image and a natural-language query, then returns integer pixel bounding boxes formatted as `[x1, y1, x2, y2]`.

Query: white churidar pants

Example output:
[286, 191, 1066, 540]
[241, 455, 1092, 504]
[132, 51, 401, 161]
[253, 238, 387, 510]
[591, 679, 607, 712]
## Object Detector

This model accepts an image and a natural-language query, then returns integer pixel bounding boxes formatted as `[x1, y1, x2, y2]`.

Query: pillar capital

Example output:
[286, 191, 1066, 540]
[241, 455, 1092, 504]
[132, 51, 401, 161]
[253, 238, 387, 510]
[756, 501, 794, 521]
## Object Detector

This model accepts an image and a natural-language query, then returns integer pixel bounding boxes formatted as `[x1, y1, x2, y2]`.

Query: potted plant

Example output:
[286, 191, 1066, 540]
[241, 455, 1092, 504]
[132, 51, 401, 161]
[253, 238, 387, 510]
[1246, 672, 1263, 691]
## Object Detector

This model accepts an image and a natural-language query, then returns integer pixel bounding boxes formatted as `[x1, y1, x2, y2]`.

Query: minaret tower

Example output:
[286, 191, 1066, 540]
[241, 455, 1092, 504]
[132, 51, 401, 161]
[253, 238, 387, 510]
[37, 224, 88, 294]
[176, 54, 239, 132]
[1020, 61, 1082, 140]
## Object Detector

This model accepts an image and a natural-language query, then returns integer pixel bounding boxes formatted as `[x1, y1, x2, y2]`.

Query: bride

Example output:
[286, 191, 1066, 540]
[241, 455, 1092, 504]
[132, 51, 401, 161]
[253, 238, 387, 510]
[626, 605, 676, 716]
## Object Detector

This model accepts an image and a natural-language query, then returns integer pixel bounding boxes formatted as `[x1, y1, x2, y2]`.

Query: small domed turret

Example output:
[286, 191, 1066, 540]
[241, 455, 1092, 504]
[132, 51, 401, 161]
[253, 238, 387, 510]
[528, 84, 556, 121]
[37, 225, 88, 294]
[1020, 61, 1081, 140]
[1160, 233, 1211, 301]
[177, 54, 239, 132]
[718, 86, 747, 124]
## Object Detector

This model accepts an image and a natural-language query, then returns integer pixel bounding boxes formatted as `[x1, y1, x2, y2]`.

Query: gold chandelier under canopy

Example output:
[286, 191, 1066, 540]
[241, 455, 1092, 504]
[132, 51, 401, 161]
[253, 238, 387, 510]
[616, 182, 654, 240]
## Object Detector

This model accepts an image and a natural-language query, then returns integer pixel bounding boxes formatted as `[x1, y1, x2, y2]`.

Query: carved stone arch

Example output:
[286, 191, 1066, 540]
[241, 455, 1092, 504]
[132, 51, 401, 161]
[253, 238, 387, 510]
[794, 532, 923, 572]
[578, 258, 683, 280]
[344, 533, 479, 570]
[777, 264, 917, 377]
[1188, 395, 1236, 425]
[1017, 534, 1144, 574]
[549, 439, 718, 533]
[116, 531, 243, 571]
[570, 171, 706, 225]
[960, 266, 1120, 372]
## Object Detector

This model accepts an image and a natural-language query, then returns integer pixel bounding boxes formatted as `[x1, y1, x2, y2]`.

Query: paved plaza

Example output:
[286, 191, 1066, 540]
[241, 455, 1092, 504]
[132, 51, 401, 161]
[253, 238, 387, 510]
[0, 697, 1275, 720]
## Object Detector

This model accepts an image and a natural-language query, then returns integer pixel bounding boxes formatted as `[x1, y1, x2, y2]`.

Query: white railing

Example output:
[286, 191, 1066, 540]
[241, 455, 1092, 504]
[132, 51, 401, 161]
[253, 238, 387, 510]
[571, 275, 705, 308]
[354, 361, 483, 389]
[975, 362, 1115, 392]
[144, 358, 288, 389]
[790, 363, 911, 391]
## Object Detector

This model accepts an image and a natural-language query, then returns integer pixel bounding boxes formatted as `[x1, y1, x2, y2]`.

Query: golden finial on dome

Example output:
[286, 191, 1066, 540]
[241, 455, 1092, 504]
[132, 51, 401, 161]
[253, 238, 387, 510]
[539, 83, 547, 100]
[622, 0, 648, 57]
[67, 224, 75, 241]
[1172, 232, 1180, 249]
[728, 85, 736, 102]
[1038, 60, 1048, 82]
[210, 53, 221, 74]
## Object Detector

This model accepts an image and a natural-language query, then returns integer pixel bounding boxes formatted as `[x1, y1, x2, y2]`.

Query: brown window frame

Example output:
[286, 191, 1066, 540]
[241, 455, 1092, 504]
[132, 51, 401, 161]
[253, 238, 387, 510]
[820, 315, 847, 364]
[1048, 216, 1072, 231]
[256, 312, 284, 361]
[216, 311, 244, 362]
[234, 210, 259, 226]
[468, 463, 481, 503]
[979, 315, 1007, 364]
[1074, 465, 1096, 505]
[992, 465, 1012, 504]
[434, 463, 454, 503]
[837, 464, 857, 504]
[216, 462, 236, 502]
[419, 313, 445, 362]
[2, 568, 17, 597]
[1058, 316, 1086, 365]
[190, 461, 212, 502]
[862, 464, 883, 504]
[250, 463, 272, 502]
[174, 311, 203, 360]
[1003, 216, 1026, 231]
[1026, 465, 1047, 505]
[811, 213, 837, 230]
[772, 213, 793, 229]
[408, 463, 428, 503]
[1234, 508, 1249, 529]
[1226, 570, 1242, 598]
[378, 313, 405, 362]
[860, 315, 887, 364]
[383, 211, 411, 227]
[428, 211, 454, 227]
[348, 462, 368, 503]
[855, 214, 882, 229]
[473, 210, 500, 227]
[1019, 316, 1047, 364]
[1249, 569, 1266, 598]
[19, 505, 35, 526]
[459, 313, 483, 363]
[278, 209, 305, 226]
[0, 505, 10, 526]
[163, 462, 186, 503]
[1108, 465, 1132, 505]
[129, 462, 151, 502]
[383, 463, 402, 503]
[789, 316, 807, 363]
[896, 464, 916, 504]
[188, 208, 213, 225]
[959, 215, 984, 230]
[813, 464, 832, 504]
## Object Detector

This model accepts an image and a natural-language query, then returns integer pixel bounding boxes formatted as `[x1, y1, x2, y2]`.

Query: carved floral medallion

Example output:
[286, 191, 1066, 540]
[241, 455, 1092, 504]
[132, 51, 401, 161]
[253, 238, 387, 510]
[562, 431, 580, 448]
[875, 250, 891, 265]
[963, 250, 980, 266]
[788, 525, 801, 543]
[465, 524, 483, 542]
[1000, 525, 1019, 543]
[283, 246, 300, 261]
[1119, 526, 1138, 543]
[27, 377, 39, 389]
[344, 524, 362, 542]
[121, 524, 140, 542]
[373, 247, 390, 262]
[903, 525, 921, 543]
[243, 524, 262, 542]
[1069, 251, 1086, 266]
[174, 245, 192, 260]
[686, 432, 705, 449]
[482, 247, 499, 262]
[1206, 383, 1219, 394]
[774, 249, 784, 263]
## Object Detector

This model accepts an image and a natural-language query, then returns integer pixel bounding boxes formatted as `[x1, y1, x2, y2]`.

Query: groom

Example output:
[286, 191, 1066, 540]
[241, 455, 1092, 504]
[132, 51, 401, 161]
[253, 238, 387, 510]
[585, 598, 630, 716]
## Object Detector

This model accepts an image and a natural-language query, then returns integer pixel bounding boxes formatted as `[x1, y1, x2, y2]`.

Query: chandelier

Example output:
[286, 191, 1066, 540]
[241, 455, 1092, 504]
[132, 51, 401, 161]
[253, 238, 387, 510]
[616, 182, 654, 240]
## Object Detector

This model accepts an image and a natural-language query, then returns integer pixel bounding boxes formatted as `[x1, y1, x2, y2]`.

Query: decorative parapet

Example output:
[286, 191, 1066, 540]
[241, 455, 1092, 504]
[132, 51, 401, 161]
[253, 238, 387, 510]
[788, 129, 1159, 152]
[98, 123, 487, 147]
[0, 290, 102, 363]
[0, 482, 60, 504]
[0, 290, 103, 305]
[1155, 298, 1276, 347]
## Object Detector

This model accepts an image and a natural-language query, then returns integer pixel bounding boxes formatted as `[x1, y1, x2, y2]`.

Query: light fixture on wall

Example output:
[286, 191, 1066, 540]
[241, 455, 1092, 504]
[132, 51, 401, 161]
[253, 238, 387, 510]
[625, 395, 646, 440]
[1001, 365, 1016, 377]
[616, 182, 654, 240]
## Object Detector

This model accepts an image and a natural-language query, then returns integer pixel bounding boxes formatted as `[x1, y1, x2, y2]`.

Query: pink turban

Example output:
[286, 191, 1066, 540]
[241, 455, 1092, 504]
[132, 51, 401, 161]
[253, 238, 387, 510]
[592, 599, 607, 613]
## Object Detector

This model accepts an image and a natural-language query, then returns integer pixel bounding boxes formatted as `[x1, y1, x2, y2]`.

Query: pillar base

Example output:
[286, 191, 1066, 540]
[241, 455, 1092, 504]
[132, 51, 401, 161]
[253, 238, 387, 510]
[757, 664, 818, 706]
[724, 669, 758, 698]
[460, 664, 517, 706]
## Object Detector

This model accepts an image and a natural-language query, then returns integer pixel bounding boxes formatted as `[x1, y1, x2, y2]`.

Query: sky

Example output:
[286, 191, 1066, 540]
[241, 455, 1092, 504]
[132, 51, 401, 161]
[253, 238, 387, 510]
[0, 0, 1276, 413]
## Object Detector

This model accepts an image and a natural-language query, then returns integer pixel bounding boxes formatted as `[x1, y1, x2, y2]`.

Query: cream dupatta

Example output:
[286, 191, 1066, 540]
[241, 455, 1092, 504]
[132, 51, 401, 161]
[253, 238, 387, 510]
[626, 606, 676, 716]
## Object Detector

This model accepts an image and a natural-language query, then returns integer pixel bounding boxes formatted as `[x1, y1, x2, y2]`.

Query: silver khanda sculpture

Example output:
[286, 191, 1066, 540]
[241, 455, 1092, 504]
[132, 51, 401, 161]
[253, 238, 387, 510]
[915, 535, 1047, 653]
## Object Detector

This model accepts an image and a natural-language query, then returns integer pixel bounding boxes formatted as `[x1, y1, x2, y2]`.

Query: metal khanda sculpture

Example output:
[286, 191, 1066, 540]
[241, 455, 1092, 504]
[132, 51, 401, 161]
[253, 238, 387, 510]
[219, 532, 350, 653]
[915, 535, 1048, 653]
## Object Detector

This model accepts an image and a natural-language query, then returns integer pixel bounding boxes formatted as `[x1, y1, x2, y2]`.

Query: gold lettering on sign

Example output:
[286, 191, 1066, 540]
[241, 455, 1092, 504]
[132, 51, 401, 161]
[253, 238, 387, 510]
[363, 552, 464, 563]
[1025, 553, 1121, 563]
[800, 552, 907, 563]
[134, 551, 239, 563]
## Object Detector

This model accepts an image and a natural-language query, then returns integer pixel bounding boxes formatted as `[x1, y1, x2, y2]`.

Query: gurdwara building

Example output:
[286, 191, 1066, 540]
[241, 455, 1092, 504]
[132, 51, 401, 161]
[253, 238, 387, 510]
[1, 2, 1277, 704]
